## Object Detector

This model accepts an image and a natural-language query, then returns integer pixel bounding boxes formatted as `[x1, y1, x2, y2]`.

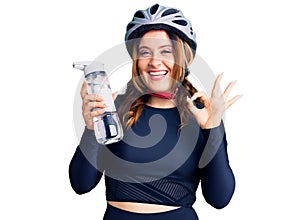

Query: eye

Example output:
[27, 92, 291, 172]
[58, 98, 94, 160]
[139, 50, 151, 57]
[161, 49, 173, 55]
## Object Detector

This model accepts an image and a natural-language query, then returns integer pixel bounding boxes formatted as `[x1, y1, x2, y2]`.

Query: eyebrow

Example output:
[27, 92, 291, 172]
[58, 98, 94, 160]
[138, 45, 173, 50]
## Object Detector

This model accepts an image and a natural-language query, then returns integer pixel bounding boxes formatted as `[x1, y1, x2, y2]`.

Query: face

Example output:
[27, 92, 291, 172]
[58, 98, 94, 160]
[137, 30, 176, 93]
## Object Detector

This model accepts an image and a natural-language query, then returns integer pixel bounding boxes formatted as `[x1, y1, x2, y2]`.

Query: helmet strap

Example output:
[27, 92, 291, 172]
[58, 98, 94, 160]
[146, 90, 177, 100]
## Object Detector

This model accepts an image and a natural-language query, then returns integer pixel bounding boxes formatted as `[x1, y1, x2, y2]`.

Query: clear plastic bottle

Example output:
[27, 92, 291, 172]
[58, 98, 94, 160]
[73, 61, 123, 144]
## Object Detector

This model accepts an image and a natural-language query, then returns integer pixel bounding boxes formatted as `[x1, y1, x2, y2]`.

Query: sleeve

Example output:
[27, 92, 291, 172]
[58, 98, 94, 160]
[198, 122, 235, 209]
[69, 127, 103, 194]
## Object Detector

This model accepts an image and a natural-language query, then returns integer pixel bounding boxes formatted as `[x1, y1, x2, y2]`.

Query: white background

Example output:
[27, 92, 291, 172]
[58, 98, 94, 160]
[1, 0, 299, 219]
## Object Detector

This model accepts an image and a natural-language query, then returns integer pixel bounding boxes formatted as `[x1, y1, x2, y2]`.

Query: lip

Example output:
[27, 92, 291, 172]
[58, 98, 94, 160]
[148, 70, 168, 81]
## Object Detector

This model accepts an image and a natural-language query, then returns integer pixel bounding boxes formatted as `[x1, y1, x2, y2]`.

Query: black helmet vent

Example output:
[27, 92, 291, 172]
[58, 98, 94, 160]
[126, 23, 135, 32]
[150, 4, 159, 15]
[172, 20, 188, 26]
[162, 9, 179, 17]
[134, 10, 145, 19]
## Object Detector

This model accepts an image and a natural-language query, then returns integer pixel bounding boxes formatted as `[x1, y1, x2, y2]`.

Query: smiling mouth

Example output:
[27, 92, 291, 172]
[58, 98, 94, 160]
[148, 70, 168, 80]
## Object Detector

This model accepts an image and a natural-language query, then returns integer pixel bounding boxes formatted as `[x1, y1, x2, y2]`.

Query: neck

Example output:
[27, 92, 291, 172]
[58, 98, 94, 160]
[147, 96, 176, 108]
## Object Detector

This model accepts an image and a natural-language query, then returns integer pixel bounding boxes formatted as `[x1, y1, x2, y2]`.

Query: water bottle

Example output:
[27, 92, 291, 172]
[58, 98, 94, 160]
[73, 61, 123, 145]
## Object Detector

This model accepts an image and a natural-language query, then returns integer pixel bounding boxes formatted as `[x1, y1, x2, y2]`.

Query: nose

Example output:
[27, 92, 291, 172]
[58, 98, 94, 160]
[148, 53, 162, 67]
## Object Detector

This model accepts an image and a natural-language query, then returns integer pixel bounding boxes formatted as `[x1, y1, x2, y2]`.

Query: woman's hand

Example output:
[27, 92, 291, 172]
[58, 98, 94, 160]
[186, 73, 241, 129]
[80, 82, 118, 130]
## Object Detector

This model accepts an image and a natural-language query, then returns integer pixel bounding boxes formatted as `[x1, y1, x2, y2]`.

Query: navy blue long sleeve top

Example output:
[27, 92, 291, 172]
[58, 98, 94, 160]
[69, 102, 235, 209]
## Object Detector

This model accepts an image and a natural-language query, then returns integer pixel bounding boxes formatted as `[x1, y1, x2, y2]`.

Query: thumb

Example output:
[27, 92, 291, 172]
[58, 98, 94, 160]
[186, 96, 198, 115]
[112, 92, 118, 101]
[80, 81, 87, 99]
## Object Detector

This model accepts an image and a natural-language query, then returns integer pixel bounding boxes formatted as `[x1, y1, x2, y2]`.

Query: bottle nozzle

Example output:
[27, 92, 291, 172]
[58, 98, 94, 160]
[73, 60, 105, 76]
[73, 61, 92, 71]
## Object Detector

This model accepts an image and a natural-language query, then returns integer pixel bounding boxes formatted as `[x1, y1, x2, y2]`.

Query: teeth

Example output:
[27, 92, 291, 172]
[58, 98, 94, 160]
[149, 71, 167, 76]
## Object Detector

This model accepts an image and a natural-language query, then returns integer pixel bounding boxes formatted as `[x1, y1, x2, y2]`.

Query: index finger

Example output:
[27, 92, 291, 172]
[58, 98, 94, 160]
[192, 91, 210, 108]
[80, 81, 87, 99]
[211, 72, 223, 97]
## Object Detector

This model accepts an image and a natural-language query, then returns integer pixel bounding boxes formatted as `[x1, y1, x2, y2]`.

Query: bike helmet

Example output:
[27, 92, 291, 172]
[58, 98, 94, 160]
[125, 4, 197, 56]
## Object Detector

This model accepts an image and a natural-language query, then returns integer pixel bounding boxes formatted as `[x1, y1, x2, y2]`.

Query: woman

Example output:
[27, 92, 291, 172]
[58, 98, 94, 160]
[69, 4, 241, 220]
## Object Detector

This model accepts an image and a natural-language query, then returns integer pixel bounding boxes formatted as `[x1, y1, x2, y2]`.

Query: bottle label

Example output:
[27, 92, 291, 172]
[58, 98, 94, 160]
[99, 88, 116, 112]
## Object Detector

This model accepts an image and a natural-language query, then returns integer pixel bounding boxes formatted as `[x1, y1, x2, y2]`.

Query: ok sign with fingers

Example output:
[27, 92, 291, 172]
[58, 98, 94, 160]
[186, 73, 241, 129]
